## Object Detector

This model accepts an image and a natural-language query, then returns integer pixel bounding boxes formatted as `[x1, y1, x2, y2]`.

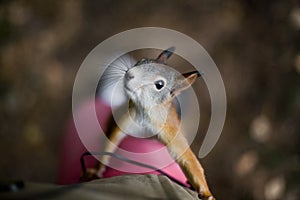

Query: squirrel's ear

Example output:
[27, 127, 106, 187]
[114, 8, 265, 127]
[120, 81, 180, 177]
[156, 47, 175, 63]
[171, 71, 201, 97]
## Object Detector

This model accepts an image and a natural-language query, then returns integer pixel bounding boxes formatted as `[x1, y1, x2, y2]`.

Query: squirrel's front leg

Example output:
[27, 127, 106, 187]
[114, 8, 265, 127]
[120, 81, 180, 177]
[158, 127, 214, 200]
[81, 126, 126, 180]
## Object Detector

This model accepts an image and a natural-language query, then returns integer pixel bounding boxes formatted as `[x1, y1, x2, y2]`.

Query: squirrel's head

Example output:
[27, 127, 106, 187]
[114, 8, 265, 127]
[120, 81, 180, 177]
[124, 47, 201, 110]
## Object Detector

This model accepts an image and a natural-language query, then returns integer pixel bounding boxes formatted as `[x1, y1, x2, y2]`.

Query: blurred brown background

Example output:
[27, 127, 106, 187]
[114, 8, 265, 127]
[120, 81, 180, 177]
[0, 0, 299, 199]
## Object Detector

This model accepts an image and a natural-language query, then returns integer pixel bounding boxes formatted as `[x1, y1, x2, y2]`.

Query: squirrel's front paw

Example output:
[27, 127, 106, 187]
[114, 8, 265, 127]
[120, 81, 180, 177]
[80, 168, 101, 182]
[80, 164, 107, 182]
[199, 192, 215, 200]
[192, 176, 215, 200]
[198, 193, 215, 200]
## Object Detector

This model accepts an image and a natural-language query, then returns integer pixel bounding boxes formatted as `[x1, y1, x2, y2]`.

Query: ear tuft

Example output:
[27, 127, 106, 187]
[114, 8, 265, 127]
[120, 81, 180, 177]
[182, 70, 202, 87]
[182, 70, 203, 78]
[156, 47, 175, 64]
[170, 71, 201, 97]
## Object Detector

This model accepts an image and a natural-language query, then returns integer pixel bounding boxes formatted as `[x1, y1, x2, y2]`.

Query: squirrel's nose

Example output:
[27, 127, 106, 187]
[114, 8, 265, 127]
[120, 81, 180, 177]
[125, 71, 134, 80]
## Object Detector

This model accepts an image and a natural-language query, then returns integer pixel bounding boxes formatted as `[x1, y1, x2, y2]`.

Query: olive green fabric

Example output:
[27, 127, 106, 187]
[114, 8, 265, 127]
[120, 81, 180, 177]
[0, 174, 199, 200]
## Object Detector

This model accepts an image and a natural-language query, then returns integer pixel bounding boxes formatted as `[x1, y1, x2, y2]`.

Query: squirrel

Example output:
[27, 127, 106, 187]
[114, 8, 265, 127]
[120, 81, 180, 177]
[83, 47, 215, 200]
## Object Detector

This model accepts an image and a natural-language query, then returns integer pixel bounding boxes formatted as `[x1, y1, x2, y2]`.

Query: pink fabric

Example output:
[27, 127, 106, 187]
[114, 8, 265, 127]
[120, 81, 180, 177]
[57, 98, 188, 186]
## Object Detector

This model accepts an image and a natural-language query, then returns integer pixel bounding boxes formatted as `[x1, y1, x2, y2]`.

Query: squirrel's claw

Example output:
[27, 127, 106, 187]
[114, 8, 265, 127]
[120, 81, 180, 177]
[198, 194, 215, 200]
[80, 168, 100, 182]
[197, 188, 215, 200]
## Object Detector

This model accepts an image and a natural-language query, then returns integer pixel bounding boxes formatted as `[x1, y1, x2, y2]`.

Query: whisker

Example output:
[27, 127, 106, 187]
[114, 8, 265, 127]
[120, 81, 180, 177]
[99, 77, 124, 91]
[108, 64, 127, 72]
[99, 73, 124, 84]
[100, 77, 123, 85]
[118, 55, 135, 70]
[117, 56, 128, 69]
[97, 54, 135, 97]
[101, 72, 125, 77]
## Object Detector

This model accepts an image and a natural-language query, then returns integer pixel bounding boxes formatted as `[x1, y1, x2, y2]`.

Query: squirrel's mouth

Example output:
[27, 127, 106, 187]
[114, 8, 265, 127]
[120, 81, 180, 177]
[124, 84, 141, 104]
[124, 85, 135, 96]
[124, 84, 132, 92]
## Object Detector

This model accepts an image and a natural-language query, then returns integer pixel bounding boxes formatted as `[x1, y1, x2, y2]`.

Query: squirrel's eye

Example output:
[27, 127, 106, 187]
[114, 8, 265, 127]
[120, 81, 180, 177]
[154, 80, 165, 90]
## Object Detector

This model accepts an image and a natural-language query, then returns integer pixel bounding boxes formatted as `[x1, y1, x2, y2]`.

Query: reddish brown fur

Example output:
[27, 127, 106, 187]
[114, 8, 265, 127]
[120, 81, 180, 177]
[157, 104, 213, 198]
